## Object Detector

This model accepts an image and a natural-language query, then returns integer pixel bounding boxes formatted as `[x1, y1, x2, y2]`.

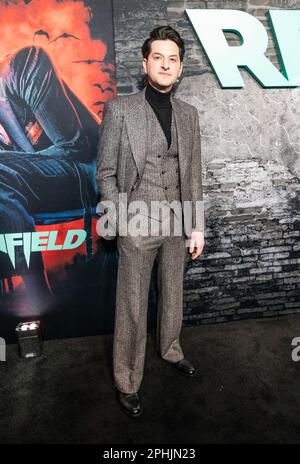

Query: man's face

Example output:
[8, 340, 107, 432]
[142, 39, 183, 92]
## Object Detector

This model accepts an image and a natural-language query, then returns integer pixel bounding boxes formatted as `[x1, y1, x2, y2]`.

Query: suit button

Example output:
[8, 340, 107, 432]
[158, 155, 161, 158]
[164, 186, 168, 190]
[161, 170, 165, 174]
[176, 185, 179, 189]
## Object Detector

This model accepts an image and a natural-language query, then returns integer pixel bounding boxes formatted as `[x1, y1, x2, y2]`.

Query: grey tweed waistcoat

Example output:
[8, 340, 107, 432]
[128, 100, 181, 221]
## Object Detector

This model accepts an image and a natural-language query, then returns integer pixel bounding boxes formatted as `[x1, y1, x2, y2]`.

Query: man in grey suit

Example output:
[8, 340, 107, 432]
[96, 26, 205, 417]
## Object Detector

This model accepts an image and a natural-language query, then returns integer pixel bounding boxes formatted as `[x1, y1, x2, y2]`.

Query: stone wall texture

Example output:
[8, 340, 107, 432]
[112, 0, 300, 324]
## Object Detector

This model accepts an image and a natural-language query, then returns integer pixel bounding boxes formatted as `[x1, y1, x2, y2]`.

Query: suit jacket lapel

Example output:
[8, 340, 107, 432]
[125, 86, 189, 181]
[170, 95, 189, 180]
[125, 87, 148, 180]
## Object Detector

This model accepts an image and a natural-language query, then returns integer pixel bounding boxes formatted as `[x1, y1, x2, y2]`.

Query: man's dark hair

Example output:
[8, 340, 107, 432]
[142, 25, 185, 62]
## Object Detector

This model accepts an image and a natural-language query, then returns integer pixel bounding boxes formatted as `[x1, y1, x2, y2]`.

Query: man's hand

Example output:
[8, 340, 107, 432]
[188, 230, 204, 260]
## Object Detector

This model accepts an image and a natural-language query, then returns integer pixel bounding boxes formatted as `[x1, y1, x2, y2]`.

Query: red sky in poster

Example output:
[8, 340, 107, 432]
[0, 0, 116, 285]
[0, 0, 115, 120]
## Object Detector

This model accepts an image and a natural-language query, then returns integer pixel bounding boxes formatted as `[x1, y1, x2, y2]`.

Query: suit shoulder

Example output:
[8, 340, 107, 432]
[105, 91, 142, 114]
[173, 96, 198, 116]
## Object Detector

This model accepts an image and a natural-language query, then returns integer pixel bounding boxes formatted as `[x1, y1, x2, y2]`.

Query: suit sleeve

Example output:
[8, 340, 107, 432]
[96, 100, 123, 230]
[191, 106, 205, 233]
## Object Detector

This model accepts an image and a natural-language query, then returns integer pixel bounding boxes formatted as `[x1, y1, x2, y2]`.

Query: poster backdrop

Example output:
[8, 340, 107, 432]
[0, 0, 118, 342]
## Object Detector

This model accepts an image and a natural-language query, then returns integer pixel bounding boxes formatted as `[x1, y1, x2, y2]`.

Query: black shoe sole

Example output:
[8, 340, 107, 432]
[164, 358, 197, 377]
[119, 403, 143, 418]
[176, 369, 197, 377]
[173, 362, 197, 377]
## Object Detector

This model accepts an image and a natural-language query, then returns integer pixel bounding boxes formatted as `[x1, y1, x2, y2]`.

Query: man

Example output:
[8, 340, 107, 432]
[0, 45, 98, 309]
[97, 26, 205, 417]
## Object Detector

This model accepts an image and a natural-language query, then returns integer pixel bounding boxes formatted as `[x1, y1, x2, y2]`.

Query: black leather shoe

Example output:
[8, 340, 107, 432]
[173, 358, 196, 376]
[117, 391, 143, 417]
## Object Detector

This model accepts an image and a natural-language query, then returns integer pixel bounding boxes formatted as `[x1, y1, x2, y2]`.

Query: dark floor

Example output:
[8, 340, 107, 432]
[2, 314, 300, 444]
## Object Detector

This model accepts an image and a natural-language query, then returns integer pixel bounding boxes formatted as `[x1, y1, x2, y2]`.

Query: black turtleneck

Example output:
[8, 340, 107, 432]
[145, 82, 172, 148]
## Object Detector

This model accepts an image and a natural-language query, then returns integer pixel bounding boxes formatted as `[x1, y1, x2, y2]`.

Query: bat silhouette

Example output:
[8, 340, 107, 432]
[102, 68, 114, 75]
[50, 33, 80, 43]
[33, 29, 50, 41]
[72, 59, 105, 64]
[93, 101, 107, 106]
[93, 84, 114, 93]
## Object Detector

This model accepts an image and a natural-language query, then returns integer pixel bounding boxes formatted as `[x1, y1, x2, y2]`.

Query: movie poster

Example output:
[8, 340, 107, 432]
[0, 0, 117, 342]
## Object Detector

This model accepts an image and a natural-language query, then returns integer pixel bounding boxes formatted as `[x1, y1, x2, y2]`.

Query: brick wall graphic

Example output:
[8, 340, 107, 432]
[178, 73, 300, 323]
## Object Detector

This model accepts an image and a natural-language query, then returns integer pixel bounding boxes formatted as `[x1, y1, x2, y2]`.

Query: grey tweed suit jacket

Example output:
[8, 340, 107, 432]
[96, 86, 204, 239]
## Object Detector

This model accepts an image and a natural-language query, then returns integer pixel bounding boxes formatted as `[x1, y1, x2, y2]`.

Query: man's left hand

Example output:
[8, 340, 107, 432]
[189, 230, 205, 260]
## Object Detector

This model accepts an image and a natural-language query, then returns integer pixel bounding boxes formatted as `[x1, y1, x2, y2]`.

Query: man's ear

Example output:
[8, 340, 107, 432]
[142, 58, 147, 75]
[178, 62, 183, 78]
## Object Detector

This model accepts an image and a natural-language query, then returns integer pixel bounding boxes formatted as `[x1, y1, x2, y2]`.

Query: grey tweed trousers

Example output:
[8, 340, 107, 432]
[113, 211, 187, 394]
